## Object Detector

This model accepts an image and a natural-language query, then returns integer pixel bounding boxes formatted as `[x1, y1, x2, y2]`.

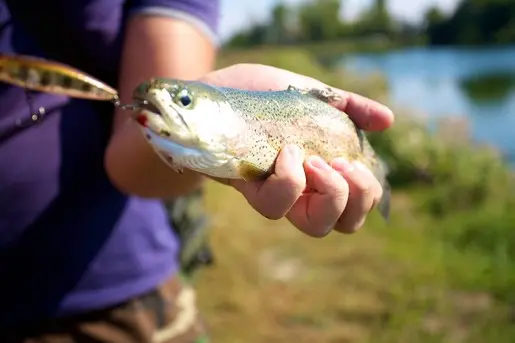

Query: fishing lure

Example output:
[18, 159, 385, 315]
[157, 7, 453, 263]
[0, 53, 143, 145]
[0, 53, 120, 103]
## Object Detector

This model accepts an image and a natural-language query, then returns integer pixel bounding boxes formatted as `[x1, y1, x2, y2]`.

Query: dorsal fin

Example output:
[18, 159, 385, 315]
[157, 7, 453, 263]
[286, 85, 342, 104]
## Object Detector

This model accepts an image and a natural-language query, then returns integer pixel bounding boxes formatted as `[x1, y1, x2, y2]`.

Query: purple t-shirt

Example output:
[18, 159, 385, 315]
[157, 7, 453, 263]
[0, 0, 219, 328]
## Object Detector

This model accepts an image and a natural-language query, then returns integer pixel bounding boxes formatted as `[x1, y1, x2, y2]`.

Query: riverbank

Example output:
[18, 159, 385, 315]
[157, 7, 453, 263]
[338, 45, 515, 165]
[195, 48, 515, 342]
[221, 37, 410, 63]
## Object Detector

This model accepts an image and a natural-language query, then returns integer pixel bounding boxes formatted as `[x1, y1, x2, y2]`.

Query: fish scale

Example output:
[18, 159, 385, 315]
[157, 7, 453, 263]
[218, 87, 365, 168]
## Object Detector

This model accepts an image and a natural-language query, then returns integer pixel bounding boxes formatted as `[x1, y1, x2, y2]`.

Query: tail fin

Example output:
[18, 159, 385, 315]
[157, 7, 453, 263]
[363, 138, 391, 221]
[376, 175, 391, 221]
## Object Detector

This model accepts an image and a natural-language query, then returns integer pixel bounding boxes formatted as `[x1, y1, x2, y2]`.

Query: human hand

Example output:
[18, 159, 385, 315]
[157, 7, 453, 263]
[201, 63, 394, 237]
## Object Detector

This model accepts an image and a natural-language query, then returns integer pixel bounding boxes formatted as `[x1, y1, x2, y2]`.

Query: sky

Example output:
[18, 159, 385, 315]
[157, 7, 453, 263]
[219, 0, 460, 41]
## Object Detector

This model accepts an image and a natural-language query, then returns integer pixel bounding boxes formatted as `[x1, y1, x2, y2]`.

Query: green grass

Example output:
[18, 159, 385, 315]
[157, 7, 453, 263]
[194, 47, 515, 342]
[222, 37, 404, 65]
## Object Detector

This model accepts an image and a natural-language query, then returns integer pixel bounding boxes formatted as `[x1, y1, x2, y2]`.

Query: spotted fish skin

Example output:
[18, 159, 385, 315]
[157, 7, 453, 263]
[0, 54, 119, 101]
[132, 78, 391, 219]
[216, 86, 373, 175]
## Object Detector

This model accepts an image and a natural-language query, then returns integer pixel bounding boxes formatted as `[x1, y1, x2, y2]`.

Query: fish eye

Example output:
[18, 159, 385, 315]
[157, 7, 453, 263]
[179, 95, 191, 107]
[176, 89, 192, 108]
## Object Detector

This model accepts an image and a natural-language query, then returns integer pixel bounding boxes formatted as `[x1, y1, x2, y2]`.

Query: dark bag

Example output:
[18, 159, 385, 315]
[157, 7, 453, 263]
[164, 187, 215, 277]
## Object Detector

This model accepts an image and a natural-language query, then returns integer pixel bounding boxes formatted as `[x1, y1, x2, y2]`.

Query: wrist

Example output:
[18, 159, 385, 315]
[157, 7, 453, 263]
[105, 120, 205, 198]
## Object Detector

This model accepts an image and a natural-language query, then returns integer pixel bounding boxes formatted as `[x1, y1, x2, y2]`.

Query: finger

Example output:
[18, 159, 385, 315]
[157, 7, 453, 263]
[232, 145, 306, 220]
[287, 156, 349, 237]
[330, 90, 394, 131]
[330, 159, 381, 233]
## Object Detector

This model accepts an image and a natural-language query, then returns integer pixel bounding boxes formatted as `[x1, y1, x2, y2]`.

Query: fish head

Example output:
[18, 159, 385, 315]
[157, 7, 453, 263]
[130, 78, 248, 174]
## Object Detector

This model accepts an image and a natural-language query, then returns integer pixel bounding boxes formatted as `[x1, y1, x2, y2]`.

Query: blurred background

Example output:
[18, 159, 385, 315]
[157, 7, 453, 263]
[193, 1, 515, 342]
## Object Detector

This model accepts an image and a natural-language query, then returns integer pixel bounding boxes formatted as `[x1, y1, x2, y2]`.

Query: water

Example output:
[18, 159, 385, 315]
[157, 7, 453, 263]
[340, 46, 515, 164]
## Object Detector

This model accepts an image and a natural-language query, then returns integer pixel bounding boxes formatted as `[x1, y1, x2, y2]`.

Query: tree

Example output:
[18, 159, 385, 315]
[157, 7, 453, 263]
[353, 0, 394, 36]
[298, 0, 343, 42]
[267, 3, 295, 44]
[424, 6, 446, 28]
[425, 0, 515, 45]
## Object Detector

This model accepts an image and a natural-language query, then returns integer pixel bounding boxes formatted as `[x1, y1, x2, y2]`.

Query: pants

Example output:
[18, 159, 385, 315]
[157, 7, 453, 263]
[2, 275, 209, 343]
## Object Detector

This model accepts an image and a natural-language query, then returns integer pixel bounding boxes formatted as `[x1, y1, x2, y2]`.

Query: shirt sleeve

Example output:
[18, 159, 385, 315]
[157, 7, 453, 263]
[127, 0, 220, 46]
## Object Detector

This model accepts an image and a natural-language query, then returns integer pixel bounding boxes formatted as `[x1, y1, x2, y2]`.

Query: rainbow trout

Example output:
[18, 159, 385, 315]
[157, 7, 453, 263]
[131, 78, 391, 219]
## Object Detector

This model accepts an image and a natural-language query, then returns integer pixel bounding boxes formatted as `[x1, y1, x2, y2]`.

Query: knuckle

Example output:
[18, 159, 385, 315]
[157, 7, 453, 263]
[251, 196, 288, 220]
[350, 170, 376, 196]
[374, 185, 383, 208]
[278, 166, 306, 191]
[287, 174, 307, 193]
[354, 180, 373, 197]
[339, 223, 361, 234]
[326, 170, 350, 198]
[333, 170, 350, 192]
[304, 225, 333, 238]
[375, 181, 384, 199]
[336, 214, 366, 234]
[260, 207, 284, 220]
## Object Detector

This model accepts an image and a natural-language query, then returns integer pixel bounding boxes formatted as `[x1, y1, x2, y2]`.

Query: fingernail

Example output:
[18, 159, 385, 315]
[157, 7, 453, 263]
[308, 156, 331, 171]
[353, 161, 372, 174]
[331, 158, 355, 173]
[285, 145, 303, 163]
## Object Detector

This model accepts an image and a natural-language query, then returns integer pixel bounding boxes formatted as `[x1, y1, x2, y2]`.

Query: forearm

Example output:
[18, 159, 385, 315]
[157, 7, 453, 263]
[105, 14, 217, 198]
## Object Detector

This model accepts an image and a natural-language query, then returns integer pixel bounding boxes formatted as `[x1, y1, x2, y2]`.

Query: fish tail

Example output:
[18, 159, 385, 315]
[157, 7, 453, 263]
[363, 139, 391, 221]
[375, 168, 391, 221]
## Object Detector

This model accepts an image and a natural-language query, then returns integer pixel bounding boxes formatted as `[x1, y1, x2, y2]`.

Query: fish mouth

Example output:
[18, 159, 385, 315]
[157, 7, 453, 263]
[132, 88, 162, 118]
[131, 86, 195, 145]
[130, 96, 165, 133]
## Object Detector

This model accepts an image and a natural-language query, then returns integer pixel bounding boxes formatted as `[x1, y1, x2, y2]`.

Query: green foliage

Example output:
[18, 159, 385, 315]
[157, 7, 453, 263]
[297, 0, 342, 42]
[459, 71, 515, 102]
[352, 0, 395, 36]
[426, 0, 515, 45]
[224, 24, 268, 49]
[368, 106, 515, 306]
[225, 0, 515, 52]
[224, 0, 398, 48]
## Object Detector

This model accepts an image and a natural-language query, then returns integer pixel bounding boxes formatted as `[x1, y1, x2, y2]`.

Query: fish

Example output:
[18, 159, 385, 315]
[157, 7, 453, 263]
[130, 78, 391, 219]
[0, 53, 119, 102]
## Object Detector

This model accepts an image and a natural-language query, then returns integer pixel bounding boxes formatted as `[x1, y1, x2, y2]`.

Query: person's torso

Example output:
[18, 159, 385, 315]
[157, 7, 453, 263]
[0, 0, 179, 327]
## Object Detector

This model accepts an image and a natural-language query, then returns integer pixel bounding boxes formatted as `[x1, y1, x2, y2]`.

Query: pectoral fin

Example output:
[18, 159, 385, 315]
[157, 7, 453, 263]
[237, 160, 270, 182]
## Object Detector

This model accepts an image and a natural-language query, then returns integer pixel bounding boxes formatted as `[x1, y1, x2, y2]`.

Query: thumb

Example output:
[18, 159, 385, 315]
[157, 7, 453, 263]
[233, 145, 306, 220]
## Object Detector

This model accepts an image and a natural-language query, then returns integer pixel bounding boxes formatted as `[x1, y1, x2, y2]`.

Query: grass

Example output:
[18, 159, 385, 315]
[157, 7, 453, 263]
[193, 47, 515, 342]
[222, 37, 405, 65]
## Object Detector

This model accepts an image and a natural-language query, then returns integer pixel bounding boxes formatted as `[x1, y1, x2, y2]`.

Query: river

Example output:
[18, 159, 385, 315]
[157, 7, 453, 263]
[340, 45, 515, 165]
